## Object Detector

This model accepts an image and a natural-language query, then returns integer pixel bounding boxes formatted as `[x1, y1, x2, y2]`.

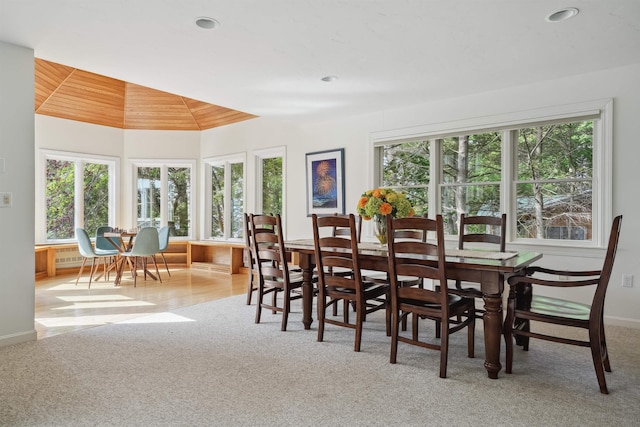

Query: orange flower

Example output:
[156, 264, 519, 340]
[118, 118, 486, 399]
[379, 202, 393, 215]
[372, 189, 381, 198]
[358, 197, 369, 208]
[408, 208, 415, 217]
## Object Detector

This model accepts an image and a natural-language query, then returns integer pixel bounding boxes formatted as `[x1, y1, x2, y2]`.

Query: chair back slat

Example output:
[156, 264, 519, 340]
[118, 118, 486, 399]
[387, 215, 449, 308]
[313, 214, 362, 293]
[458, 213, 506, 252]
[250, 213, 292, 288]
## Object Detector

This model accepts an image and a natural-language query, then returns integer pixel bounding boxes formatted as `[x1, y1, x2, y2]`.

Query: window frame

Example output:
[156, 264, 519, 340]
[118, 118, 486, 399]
[129, 158, 197, 241]
[370, 99, 613, 250]
[254, 146, 286, 224]
[38, 149, 119, 243]
[202, 152, 247, 241]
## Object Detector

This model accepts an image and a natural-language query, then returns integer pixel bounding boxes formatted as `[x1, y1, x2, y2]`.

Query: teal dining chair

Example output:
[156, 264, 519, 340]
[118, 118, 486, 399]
[158, 225, 171, 277]
[75, 228, 119, 289]
[118, 227, 162, 287]
[95, 225, 119, 280]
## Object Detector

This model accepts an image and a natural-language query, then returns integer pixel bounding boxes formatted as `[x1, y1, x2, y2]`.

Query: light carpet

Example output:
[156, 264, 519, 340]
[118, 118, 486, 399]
[1, 295, 639, 426]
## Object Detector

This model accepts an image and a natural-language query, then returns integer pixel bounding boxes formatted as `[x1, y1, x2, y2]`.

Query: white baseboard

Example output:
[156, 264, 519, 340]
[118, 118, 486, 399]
[604, 315, 640, 329]
[0, 329, 37, 348]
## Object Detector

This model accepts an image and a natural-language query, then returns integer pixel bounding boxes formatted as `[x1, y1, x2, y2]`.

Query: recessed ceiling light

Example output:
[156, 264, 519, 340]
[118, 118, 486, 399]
[195, 17, 220, 30]
[321, 75, 338, 82]
[545, 7, 579, 22]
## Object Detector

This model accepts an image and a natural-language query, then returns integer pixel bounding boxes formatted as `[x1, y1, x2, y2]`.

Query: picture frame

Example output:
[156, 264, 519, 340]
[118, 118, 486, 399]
[305, 148, 345, 216]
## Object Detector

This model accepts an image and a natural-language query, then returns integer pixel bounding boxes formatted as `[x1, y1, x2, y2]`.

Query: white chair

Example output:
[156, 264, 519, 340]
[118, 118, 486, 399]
[118, 227, 162, 287]
[158, 225, 172, 277]
[75, 228, 119, 289]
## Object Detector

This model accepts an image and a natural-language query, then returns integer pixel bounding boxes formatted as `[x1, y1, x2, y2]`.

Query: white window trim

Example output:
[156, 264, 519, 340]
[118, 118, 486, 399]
[370, 99, 613, 252]
[38, 149, 119, 243]
[201, 152, 247, 241]
[128, 158, 197, 241]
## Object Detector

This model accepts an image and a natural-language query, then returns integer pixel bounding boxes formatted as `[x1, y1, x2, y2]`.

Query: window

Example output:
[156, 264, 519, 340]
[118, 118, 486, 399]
[203, 154, 245, 239]
[132, 160, 195, 238]
[372, 100, 612, 248]
[441, 132, 502, 235]
[515, 121, 593, 241]
[380, 140, 430, 217]
[254, 147, 285, 217]
[41, 150, 118, 242]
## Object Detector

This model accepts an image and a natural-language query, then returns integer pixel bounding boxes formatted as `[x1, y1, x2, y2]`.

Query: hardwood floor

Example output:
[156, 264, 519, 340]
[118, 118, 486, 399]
[35, 267, 248, 339]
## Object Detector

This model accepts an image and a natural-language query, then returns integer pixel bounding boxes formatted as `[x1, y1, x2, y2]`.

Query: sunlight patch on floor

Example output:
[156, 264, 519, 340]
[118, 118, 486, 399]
[117, 312, 196, 324]
[36, 313, 156, 327]
[52, 300, 156, 310]
[57, 295, 133, 302]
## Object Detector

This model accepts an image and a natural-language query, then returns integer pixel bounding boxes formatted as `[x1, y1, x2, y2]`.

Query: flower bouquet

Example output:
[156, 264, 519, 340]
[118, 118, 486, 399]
[356, 188, 414, 244]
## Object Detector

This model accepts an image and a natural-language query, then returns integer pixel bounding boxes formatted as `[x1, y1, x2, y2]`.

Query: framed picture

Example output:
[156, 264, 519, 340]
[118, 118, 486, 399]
[305, 148, 345, 216]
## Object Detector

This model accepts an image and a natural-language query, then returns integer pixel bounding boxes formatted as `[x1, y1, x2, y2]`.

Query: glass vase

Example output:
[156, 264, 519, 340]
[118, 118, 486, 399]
[374, 214, 388, 245]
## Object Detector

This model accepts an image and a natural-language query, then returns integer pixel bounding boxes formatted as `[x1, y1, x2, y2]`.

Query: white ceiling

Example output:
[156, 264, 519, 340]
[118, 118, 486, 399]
[1, 0, 639, 123]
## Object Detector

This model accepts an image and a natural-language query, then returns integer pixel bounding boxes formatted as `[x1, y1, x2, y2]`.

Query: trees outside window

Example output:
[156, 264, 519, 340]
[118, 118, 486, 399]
[261, 157, 283, 216]
[204, 155, 245, 239]
[515, 121, 593, 241]
[134, 161, 195, 238]
[44, 152, 116, 241]
[441, 132, 502, 235]
[254, 147, 285, 218]
[381, 140, 430, 217]
[373, 101, 609, 247]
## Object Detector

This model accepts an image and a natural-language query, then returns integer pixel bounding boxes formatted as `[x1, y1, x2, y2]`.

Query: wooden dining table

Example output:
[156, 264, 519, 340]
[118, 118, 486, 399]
[103, 230, 137, 252]
[284, 239, 542, 380]
[103, 230, 159, 285]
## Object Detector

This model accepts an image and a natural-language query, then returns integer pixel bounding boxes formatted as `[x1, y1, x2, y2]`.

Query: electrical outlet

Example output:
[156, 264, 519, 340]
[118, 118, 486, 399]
[622, 274, 634, 288]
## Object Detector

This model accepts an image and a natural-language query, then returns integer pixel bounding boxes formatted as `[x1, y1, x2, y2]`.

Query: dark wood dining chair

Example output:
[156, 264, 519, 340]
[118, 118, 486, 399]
[250, 213, 303, 331]
[503, 215, 623, 394]
[243, 213, 259, 305]
[386, 214, 475, 378]
[449, 213, 507, 303]
[312, 213, 390, 352]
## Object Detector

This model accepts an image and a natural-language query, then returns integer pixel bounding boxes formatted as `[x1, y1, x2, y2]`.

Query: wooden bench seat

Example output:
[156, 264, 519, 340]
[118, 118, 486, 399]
[187, 240, 247, 275]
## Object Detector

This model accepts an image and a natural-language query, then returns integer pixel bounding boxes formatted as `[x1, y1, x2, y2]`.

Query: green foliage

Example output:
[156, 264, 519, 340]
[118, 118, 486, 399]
[83, 163, 109, 236]
[382, 141, 429, 215]
[167, 167, 190, 236]
[262, 157, 282, 215]
[211, 165, 225, 238]
[46, 159, 75, 239]
[381, 121, 593, 240]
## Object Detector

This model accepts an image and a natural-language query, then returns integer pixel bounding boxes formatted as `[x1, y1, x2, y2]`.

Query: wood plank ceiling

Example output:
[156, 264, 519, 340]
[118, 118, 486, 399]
[34, 58, 257, 130]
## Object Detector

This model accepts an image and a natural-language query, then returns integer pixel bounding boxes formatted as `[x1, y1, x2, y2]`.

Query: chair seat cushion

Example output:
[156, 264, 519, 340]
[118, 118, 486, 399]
[530, 295, 590, 321]
[95, 248, 119, 256]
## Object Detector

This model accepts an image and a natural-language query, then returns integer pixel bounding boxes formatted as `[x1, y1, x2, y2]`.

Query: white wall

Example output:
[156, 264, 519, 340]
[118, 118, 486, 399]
[0, 42, 36, 346]
[202, 63, 640, 327]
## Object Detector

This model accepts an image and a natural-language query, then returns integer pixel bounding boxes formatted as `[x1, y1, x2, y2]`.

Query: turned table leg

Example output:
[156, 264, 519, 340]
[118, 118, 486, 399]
[483, 293, 503, 379]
